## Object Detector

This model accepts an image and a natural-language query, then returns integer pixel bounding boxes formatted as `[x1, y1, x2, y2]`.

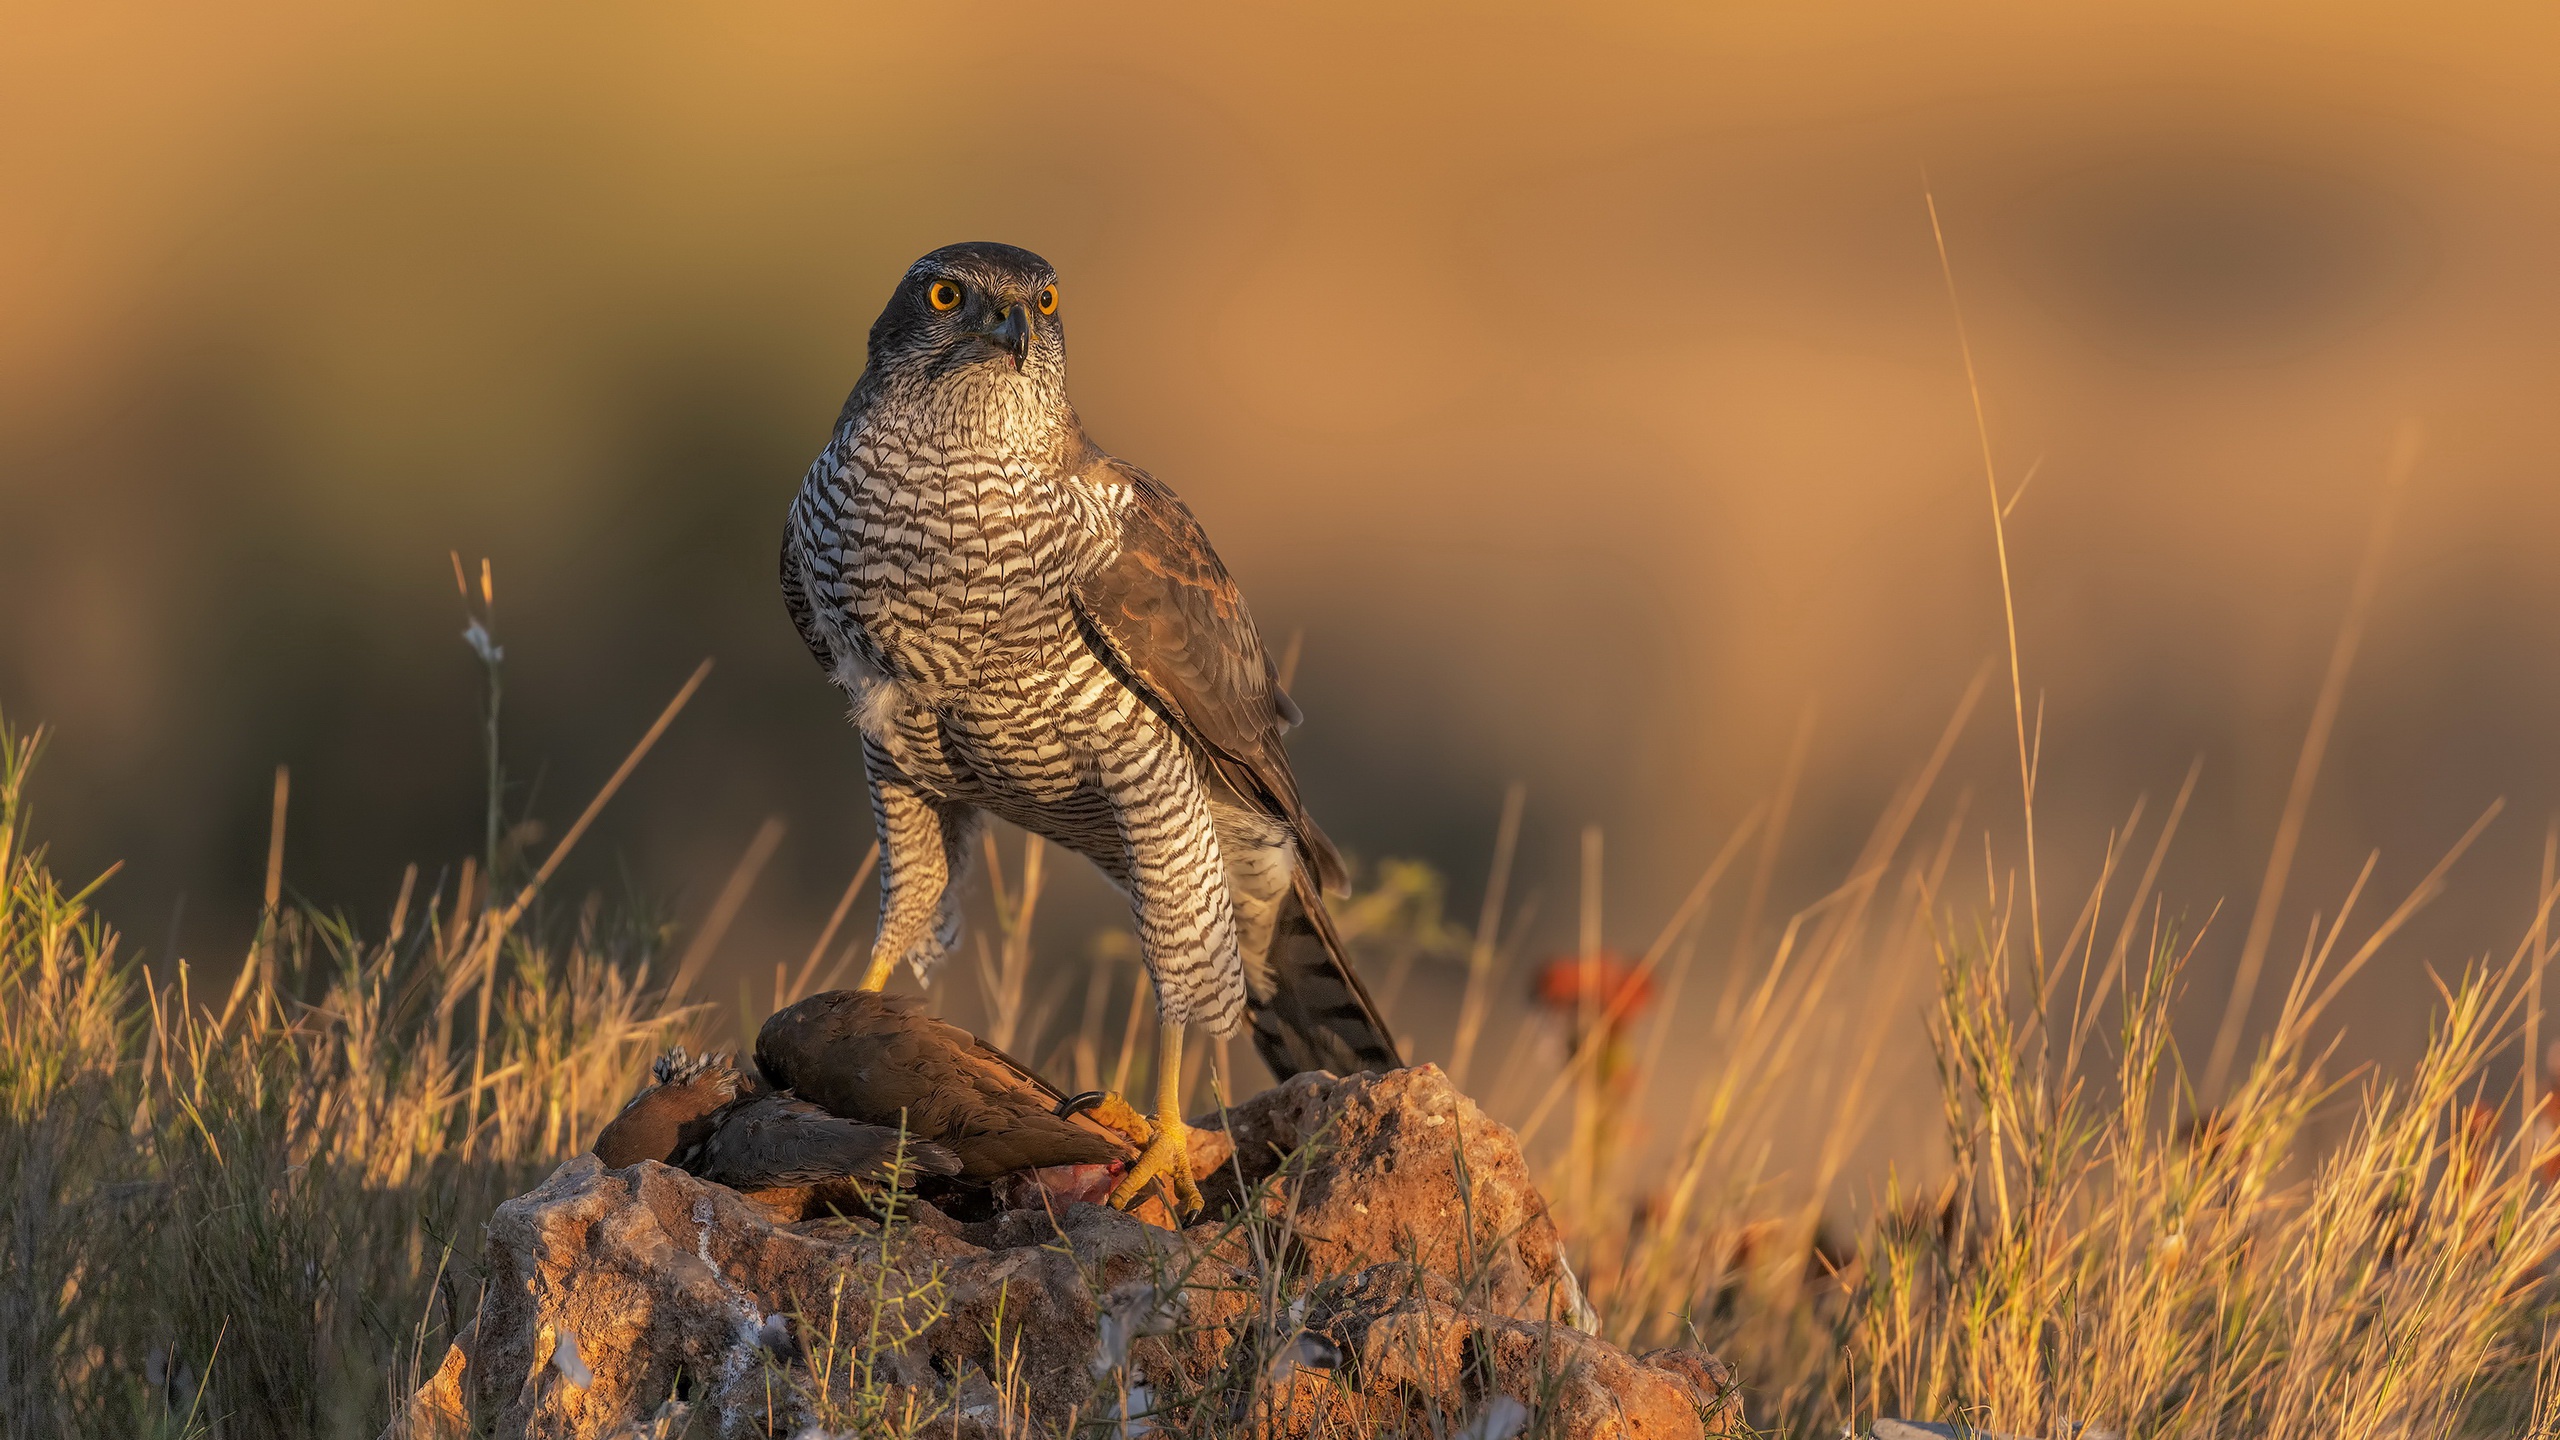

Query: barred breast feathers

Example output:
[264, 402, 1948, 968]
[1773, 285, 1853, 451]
[784, 446, 902, 749]
[1063, 457, 1132, 562]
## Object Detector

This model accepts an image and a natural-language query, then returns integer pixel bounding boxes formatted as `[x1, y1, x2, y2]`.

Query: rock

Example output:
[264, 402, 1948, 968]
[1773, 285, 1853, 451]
[395, 1157, 1220, 1438]
[1194, 1063, 1600, 1329]
[1278, 1265, 1746, 1438]
[389, 1068, 1734, 1440]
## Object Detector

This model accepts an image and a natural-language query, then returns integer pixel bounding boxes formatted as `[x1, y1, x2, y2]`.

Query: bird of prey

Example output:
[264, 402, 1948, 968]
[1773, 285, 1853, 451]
[592, 1048, 960, 1220]
[780, 241, 1401, 1212]
[756, 987, 1135, 1180]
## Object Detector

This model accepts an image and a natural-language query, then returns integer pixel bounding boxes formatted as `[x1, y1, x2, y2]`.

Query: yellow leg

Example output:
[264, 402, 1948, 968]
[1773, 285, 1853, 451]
[1108, 1019, 1201, 1217]
[858, 904, 935, 991]
[857, 948, 897, 992]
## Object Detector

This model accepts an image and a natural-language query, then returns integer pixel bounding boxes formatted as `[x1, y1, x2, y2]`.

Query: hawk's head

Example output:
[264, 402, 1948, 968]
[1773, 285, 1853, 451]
[865, 241, 1067, 398]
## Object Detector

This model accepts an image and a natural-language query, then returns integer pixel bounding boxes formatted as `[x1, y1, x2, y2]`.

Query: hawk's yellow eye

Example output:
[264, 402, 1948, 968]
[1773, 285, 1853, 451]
[927, 280, 963, 312]
[1036, 285, 1057, 315]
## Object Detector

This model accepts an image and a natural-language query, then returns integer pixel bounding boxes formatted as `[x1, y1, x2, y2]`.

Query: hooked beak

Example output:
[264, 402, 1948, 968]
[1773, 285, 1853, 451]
[981, 300, 1034, 372]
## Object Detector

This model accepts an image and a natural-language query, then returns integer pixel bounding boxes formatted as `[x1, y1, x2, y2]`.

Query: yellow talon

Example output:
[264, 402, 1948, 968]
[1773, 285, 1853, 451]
[1078, 1092, 1157, 1150]
[1109, 1020, 1202, 1218]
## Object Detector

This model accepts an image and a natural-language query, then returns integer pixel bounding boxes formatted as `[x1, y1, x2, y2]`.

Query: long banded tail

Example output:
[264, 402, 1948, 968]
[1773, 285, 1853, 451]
[1246, 868, 1403, 1080]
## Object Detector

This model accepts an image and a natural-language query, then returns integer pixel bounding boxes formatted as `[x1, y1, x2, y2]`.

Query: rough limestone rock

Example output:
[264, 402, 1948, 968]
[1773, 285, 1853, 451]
[1274, 1265, 1743, 1437]
[1191, 1063, 1599, 1329]
[390, 1066, 1739, 1440]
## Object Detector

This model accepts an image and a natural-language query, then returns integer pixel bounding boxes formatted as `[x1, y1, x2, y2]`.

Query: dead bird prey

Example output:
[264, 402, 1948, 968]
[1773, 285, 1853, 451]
[591, 1048, 959, 1220]
[755, 988, 1141, 1183]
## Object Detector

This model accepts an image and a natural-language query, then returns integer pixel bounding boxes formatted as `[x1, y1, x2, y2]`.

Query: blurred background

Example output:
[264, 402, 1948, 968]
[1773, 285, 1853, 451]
[6, 1, 2560, 1158]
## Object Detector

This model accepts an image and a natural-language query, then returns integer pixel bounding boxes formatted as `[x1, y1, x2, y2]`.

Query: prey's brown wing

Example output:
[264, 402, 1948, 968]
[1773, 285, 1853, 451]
[1071, 457, 1347, 893]
[691, 1092, 959, 1189]
[758, 990, 1129, 1179]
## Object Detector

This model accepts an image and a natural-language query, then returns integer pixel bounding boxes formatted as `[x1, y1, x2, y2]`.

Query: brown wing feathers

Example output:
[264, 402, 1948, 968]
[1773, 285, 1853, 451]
[691, 1091, 933, 1191]
[590, 1049, 961, 1195]
[1070, 457, 1404, 1078]
[1072, 459, 1348, 895]
[755, 989, 1130, 1179]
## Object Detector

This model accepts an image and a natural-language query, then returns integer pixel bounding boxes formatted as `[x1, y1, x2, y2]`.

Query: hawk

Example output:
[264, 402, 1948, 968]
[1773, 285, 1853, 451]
[780, 241, 1401, 1211]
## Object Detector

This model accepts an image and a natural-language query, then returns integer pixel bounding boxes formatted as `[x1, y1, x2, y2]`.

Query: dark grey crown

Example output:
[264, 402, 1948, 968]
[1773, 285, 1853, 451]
[861, 241, 1071, 398]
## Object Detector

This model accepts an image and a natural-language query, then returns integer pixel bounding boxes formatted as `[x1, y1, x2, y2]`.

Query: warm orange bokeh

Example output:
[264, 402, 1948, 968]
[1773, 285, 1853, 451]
[5, 5, 2560, 1158]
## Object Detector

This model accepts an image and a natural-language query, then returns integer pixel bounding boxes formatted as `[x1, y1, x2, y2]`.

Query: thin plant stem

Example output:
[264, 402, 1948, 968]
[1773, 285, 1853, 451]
[2205, 422, 2422, 1099]
[789, 842, 880, 1006]
[667, 815, 789, 1003]
[1450, 782, 1525, 1093]
[1926, 186, 2043, 985]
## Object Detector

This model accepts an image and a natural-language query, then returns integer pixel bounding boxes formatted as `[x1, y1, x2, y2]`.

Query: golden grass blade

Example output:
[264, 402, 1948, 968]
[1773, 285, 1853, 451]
[2206, 421, 2422, 1099]
[387, 862, 418, 947]
[1735, 702, 1816, 970]
[666, 814, 788, 1003]
[2284, 798, 2501, 1048]
[2098, 758, 2199, 987]
[2273, 851, 2377, 1037]
[1110, 961, 1147, 1096]
[453, 661, 707, 1155]
[475, 656, 713, 976]
[788, 841, 879, 1004]
[1516, 807, 1762, 1148]
[1926, 185, 2042, 980]
[217, 764, 291, 1034]
[975, 831, 1043, 1050]
[2532, 823, 2558, 1130]
[1449, 781, 1525, 1093]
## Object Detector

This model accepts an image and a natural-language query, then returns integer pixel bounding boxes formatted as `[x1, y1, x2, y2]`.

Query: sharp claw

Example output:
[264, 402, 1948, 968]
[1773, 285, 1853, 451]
[1108, 1118, 1198, 1218]
[1054, 1089, 1107, 1119]
[1144, 1176, 1201, 1224]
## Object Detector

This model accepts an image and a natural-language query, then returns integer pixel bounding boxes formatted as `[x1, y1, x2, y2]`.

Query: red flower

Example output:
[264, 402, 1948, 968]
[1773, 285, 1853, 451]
[1533, 951, 1653, 1021]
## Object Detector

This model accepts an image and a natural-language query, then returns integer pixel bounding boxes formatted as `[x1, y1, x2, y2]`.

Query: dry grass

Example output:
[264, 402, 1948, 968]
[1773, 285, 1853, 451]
[8, 627, 2560, 1440]
[0, 715, 686, 1437]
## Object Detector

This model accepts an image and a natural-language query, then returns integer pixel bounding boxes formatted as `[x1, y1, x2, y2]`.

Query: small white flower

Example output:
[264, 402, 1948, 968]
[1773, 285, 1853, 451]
[1456, 1394, 1529, 1440]
[1092, 1282, 1177, 1378]
[1094, 1315, 1133, 1378]
[1111, 1382, 1156, 1437]
[462, 620, 504, 665]
[552, 1329, 592, 1388]
[1264, 1330, 1339, 1386]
